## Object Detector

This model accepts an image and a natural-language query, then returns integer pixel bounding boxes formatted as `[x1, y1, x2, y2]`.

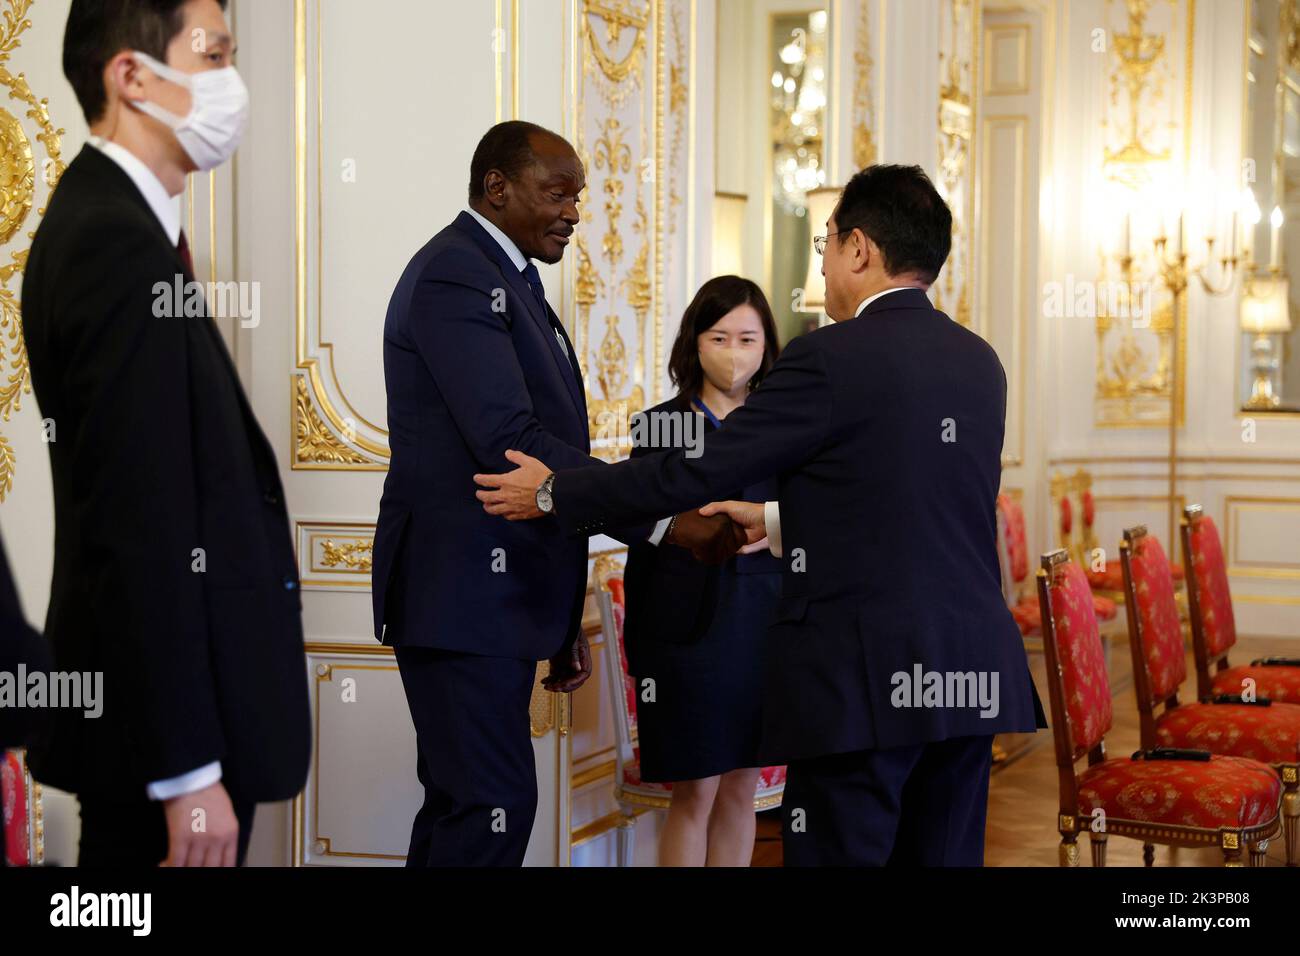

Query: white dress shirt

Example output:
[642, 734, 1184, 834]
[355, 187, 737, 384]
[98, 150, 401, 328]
[854, 286, 918, 317]
[88, 137, 219, 802]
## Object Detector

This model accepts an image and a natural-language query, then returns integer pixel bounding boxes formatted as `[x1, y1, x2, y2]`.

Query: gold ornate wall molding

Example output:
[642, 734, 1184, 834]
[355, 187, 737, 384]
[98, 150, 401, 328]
[0, 0, 64, 502]
[575, 0, 689, 460]
[293, 0, 446, 472]
[1095, 0, 1193, 428]
[295, 519, 375, 590]
[935, 0, 979, 328]
[853, 0, 878, 169]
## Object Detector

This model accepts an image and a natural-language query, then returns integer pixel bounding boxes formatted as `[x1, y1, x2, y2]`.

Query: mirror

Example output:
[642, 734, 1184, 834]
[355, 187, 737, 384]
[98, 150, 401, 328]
[1242, 0, 1300, 412]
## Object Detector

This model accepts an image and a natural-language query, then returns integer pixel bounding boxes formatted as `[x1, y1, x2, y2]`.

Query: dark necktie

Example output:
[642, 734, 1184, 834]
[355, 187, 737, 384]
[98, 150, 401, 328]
[522, 262, 581, 379]
[521, 262, 549, 314]
[178, 230, 195, 277]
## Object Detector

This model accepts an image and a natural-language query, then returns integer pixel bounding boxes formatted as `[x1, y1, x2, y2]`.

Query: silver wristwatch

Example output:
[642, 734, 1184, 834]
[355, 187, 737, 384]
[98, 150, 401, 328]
[536, 473, 557, 515]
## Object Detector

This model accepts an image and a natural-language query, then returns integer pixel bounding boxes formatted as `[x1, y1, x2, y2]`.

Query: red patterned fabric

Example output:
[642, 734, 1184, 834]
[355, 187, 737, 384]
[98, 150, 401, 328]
[1011, 596, 1041, 635]
[1127, 535, 1187, 702]
[996, 494, 1028, 585]
[1089, 559, 1184, 592]
[1077, 754, 1282, 830]
[606, 585, 639, 741]
[1046, 562, 1112, 755]
[1211, 665, 1300, 705]
[1188, 516, 1237, 658]
[2, 749, 28, 867]
[1092, 595, 1119, 620]
[1014, 592, 1117, 636]
[1060, 494, 1073, 537]
[1155, 703, 1300, 766]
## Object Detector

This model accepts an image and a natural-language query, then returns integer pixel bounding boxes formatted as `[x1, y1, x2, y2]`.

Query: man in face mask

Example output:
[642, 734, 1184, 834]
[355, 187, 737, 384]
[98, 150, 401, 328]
[20, 0, 311, 867]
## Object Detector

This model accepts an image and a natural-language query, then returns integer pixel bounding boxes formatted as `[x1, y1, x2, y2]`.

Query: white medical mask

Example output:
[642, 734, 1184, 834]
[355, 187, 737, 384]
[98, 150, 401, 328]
[128, 50, 249, 172]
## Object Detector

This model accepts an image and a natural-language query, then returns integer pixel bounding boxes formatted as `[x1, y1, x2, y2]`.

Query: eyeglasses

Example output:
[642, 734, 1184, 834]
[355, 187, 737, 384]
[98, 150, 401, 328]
[813, 230, 851, 256]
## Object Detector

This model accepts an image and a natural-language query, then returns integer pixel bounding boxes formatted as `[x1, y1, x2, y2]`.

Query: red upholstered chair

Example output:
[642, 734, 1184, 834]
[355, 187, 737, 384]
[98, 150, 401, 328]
[1059, 467, 1184, 599]
[1, 748, 36, 867]
[997, 492, 1116, 640]
[1181, 504, 1300, 704]
[596, 576, 785, 867]
[1121, 525, 1299, 865]
[1037, 549, 1282, 867]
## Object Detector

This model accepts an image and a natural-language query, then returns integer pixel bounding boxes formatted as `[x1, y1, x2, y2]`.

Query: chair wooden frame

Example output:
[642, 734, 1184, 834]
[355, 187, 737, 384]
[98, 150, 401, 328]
[1038, 548, 1281, 866]
[1121, 525, 1297, 865]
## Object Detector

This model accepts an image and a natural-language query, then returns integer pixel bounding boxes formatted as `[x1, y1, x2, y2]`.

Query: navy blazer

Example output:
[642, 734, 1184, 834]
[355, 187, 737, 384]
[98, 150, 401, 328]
[374, 211, 647, 660]
[553, 289, 1047, 760]
[622, 392, 780, 678]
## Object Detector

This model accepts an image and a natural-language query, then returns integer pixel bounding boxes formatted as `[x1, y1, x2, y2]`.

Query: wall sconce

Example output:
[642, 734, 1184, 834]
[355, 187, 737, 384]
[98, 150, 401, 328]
[1240, 275, 1293, 409]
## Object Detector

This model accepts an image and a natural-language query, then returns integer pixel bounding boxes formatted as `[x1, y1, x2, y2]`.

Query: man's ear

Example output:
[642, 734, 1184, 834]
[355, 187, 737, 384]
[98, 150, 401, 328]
[103, 51, 145, 111]
[853, 229, 874, 274]
[482, 170, 509, 211]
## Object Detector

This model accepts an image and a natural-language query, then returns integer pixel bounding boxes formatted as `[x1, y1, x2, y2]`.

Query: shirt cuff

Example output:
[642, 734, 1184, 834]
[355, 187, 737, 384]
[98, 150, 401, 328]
[147, 761, 223, 801]
[648, 517, 673, 546]
[765, 501, 783, 558]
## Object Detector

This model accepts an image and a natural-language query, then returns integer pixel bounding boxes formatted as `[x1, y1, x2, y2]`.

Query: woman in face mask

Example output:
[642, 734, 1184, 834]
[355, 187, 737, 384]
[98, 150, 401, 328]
[619, 275, 783, 866]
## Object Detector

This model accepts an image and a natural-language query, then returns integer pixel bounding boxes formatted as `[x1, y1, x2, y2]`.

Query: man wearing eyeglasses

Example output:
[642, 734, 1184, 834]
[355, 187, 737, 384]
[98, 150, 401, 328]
[475, 164, 1047, 867]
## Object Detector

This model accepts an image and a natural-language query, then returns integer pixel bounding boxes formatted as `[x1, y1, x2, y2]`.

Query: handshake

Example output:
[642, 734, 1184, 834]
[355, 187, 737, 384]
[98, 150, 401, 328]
[472, 449, 771, 564]
[664, 501, 769, 565]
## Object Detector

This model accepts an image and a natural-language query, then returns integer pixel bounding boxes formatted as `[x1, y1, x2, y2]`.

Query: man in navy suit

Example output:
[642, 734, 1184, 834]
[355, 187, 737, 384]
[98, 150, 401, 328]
[475, 164, 1047, 866]
[374, 122, 742, 866]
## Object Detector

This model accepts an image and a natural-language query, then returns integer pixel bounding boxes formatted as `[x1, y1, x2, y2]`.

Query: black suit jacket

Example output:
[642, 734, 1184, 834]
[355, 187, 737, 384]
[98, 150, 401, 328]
[554, 290, 1047, 761]
[20, 145, 311, 801]
[622, 392, 779, 677]
[374, 211, 648, 660]
[0, 535, 51, 751]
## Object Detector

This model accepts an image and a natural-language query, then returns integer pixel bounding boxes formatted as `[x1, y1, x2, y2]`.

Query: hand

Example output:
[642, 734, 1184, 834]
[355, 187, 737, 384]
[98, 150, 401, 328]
[699, 501, 770, 554]
[160, 781, 239, 867]
[665, 509, 746, 565]
[544, 631, 592, 693]
[474, 450, 551, 520]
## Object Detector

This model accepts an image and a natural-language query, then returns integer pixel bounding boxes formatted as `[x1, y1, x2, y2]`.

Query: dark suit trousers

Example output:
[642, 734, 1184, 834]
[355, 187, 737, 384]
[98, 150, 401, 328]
[78, 792, 255, 867]
[781, 734, 994, 866]
[395, 646, 538, 867]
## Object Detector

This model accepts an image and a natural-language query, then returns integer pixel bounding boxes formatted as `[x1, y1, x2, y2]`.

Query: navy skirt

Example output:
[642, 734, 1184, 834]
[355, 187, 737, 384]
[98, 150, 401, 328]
[632, 565, 780, 783]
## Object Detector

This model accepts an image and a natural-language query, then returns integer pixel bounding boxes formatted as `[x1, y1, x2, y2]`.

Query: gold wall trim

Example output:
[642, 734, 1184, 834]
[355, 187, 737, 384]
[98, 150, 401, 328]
[306, 658, 406, 861]
[1048, 455, 1300, 466]
[571, 806, 650, 847]
[295, 520, 375, 590]
[1225, 495, 1300, 579]
[983, 24, 1030, 96]
[0, 0, 66, 503]
[292, 0, 385, 467]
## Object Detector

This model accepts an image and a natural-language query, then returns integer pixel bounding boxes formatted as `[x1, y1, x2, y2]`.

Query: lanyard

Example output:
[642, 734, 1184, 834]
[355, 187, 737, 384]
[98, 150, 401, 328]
[691, 395, 723, 429]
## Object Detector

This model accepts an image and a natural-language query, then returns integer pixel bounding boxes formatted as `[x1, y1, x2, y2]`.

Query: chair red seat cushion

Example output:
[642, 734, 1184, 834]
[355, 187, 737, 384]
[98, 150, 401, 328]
[1211, 665, 1300, 706]
[1155, 703, 1300, 766]
[1011, 597, 1042, 635]
[1012, 593, 1117, 636]
[1088, 559, 1183, 592]
[1077, 754, 1282, 830]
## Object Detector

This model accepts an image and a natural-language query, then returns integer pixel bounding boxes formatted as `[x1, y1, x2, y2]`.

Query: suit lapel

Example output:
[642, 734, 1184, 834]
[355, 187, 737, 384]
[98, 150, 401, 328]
[453, 212, 586, 424]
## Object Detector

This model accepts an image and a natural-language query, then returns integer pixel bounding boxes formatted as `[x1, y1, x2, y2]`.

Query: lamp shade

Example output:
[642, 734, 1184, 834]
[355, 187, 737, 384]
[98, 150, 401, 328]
[712, 192, 747, 279]
[1240, 277, 1293, 334]
[801, 186, 841, 311]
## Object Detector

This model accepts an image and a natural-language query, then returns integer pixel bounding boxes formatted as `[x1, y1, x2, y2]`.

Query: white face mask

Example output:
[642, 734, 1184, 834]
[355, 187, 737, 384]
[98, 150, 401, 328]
[128, 51, 249, 172]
